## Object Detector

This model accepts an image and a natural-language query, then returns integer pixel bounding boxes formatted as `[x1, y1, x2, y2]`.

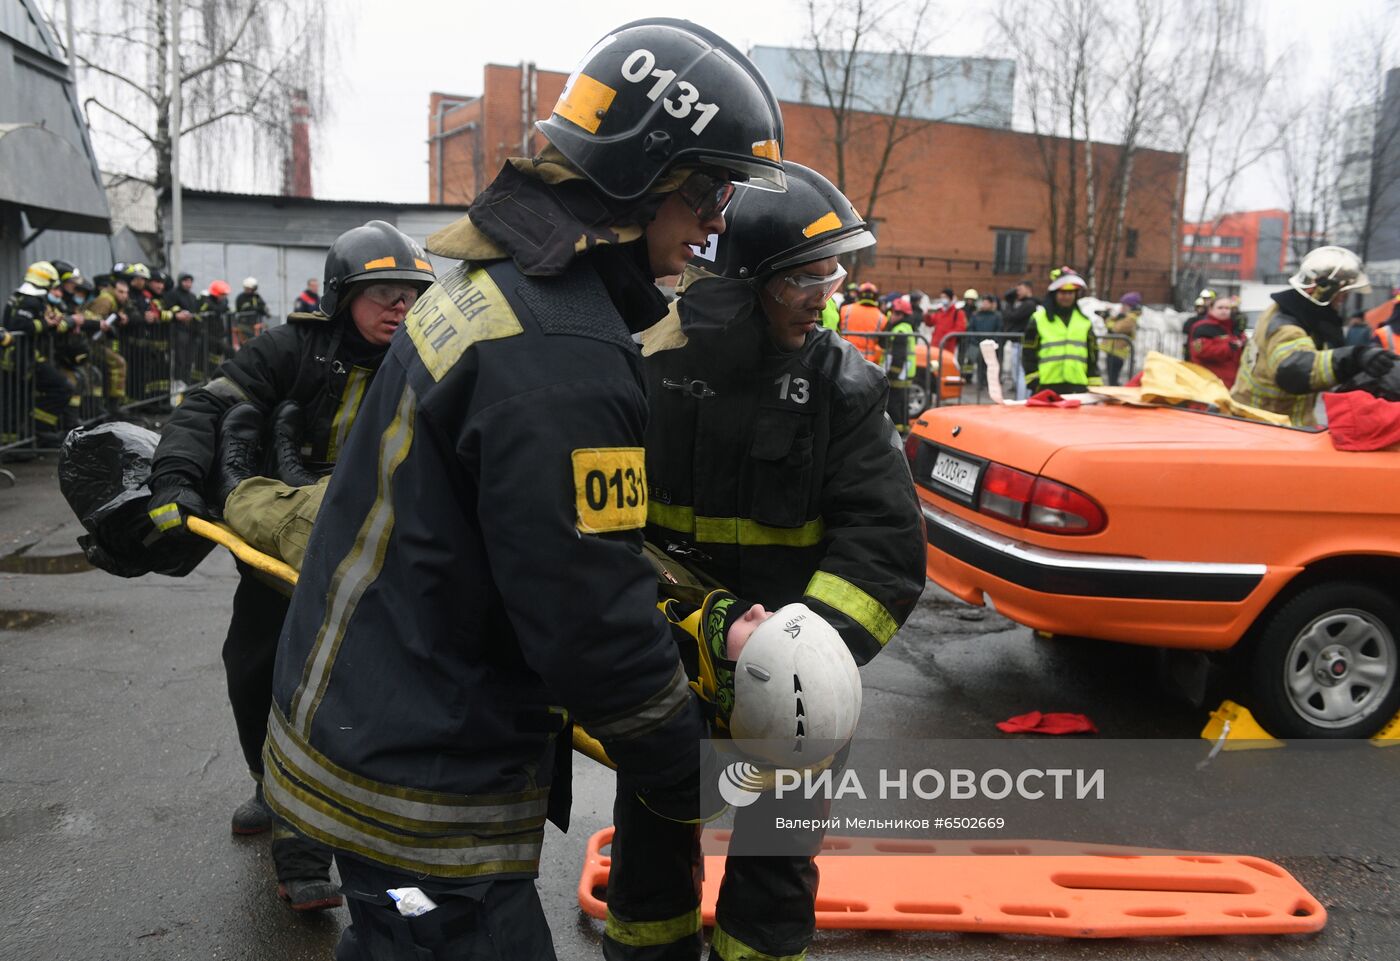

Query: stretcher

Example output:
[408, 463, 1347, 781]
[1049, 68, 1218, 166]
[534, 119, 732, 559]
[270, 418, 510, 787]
[186, 516, 616, 769]
[579, 826, 1327, 938]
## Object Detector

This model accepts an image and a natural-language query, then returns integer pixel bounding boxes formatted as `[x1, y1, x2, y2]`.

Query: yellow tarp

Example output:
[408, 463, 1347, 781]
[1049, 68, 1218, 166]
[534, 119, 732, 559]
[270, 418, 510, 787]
[1089, 351, 1291, 426]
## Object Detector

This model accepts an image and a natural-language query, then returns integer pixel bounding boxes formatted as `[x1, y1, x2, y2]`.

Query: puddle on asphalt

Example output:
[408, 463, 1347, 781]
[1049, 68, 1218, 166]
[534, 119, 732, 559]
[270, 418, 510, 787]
[0, 550, 92, 575]
[0, 610, 57, 630]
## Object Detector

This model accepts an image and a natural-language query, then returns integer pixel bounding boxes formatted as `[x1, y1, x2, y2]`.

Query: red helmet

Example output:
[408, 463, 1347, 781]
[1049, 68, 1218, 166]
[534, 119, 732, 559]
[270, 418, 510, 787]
[891, 295, 912, 315]
[209, 280, 231, 297]
[857, 281, 878, 296]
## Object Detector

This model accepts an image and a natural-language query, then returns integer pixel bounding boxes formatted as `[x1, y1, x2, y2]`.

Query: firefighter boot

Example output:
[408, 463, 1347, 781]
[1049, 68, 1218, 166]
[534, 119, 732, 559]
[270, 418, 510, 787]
[231, 784, 272, 835]
[270, 401, 322, 488]
[274, 826, 342, 911]
[215, 403, 265, 508]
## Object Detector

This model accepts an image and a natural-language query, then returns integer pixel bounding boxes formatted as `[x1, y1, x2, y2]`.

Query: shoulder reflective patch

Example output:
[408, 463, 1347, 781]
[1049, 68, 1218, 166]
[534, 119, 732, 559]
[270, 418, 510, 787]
[555, 73, 617, 134]
[405, 264, 522, 382]
[571, 448, 647, 533]
[802, 211, 842, 238]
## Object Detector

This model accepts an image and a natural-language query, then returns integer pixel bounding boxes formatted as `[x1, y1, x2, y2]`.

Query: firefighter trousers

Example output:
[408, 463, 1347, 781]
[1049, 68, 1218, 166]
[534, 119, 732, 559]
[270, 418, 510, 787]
[334, 855, 557, 960]
[604, 775, 826, 961]
[224, 567, 332, 882]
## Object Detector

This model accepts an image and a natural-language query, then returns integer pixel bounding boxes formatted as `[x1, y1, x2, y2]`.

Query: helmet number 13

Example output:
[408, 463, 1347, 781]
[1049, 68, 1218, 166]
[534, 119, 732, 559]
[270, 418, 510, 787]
[621, 48, 721, 135]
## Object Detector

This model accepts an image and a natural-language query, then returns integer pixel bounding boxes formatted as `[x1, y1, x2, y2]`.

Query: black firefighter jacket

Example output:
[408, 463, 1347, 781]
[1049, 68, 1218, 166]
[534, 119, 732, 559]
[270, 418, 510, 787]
[264, 251, 710, 881]
[644, 316, 927, 665]
[150, 314, 386, 491]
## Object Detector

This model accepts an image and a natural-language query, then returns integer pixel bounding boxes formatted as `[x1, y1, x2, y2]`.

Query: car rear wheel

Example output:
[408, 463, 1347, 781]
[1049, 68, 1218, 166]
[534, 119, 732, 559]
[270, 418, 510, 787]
[907, 381, 928, 417]
[1249, 582, 1400, 738]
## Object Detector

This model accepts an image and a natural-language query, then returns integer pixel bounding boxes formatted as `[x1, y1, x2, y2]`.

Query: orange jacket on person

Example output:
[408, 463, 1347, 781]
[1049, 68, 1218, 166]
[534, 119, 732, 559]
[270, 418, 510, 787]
[841, 299, 885, 364]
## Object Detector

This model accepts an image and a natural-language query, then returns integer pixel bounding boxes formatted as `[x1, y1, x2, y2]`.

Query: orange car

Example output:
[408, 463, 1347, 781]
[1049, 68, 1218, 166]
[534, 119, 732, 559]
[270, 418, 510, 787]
[909, 402, 1400, 738]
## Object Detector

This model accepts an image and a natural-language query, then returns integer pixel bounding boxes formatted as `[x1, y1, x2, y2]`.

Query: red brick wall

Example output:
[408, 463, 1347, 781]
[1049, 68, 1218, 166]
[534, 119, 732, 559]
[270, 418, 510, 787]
[429, 68, 1182, 303]
[429, 66, 570, 206]
[780, 103, 1181, 303]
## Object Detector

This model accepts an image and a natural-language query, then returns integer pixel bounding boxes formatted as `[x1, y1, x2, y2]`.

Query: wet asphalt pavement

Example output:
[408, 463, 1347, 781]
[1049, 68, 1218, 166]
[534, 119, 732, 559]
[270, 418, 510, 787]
[2, 456, 1395, 960]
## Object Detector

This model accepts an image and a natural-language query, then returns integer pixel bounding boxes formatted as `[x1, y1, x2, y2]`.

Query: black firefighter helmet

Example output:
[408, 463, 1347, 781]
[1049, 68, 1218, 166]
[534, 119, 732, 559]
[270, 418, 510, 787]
[536, 19, 786, 201]
[701, 161, 874, 281]
[320, 221, 436, 317]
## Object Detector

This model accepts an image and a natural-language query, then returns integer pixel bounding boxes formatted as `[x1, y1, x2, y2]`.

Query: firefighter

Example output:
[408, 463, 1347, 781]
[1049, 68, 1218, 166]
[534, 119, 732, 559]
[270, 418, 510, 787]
[82, 275, 131, 416]
[199, 280, 233, 376]
[1022, 270, 1102, 396]
[256, 19, 786, 959]
[839, 280, 883, 364]
[144, 221, 436, 911]
[627, 161, 926, 961]
[168, 273, 201, 394]
[233, 277, 268, 348]
[1231, 245, 1396, 426]
[3, 261, 80, 443]
[883, 293, 917, 430]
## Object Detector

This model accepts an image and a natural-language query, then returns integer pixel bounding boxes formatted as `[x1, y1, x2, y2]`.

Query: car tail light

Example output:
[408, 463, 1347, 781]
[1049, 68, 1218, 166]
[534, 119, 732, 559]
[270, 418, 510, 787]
[904, 431, 922, 464]
[1027, 478, 1106, 534]
[978, 463, 1035, 525]
[971, 464, 1106, 535]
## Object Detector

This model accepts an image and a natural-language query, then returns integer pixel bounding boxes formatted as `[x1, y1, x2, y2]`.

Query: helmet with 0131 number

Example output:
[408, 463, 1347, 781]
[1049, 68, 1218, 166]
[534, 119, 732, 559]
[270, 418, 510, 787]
[536, 18, 786, 201]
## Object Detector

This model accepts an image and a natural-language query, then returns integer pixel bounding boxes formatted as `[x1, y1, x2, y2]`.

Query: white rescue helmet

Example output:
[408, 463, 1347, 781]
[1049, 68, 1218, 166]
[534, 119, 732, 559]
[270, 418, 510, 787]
[729, 603, 862, 766]
[1289, 245, 1371, 306]
[243, 276, 258, 290]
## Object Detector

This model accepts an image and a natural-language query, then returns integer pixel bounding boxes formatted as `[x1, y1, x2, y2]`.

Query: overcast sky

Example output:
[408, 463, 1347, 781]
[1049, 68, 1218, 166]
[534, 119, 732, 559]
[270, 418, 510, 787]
[310, 0, 1394, 213]
[50, 0, 1393, 211]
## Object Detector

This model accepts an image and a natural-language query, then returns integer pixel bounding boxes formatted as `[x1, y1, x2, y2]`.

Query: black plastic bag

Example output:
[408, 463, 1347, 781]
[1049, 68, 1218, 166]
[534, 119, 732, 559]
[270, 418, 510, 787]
[58, 422, 213, 577]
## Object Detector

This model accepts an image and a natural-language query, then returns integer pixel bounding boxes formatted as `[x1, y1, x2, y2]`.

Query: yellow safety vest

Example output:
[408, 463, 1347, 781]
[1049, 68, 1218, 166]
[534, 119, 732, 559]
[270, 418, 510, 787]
[1031, 307, 1093, 386]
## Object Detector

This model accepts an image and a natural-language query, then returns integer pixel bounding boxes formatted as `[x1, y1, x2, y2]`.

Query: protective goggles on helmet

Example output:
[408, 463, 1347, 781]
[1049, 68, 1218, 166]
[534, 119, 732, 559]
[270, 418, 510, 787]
[359, 283, 421, 310]
[765, 262, 847, 311]
[676, 170, 737, 223]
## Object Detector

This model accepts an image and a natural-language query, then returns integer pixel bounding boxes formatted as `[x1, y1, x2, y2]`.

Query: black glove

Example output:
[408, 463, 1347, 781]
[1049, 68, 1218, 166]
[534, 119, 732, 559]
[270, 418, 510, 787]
[146, 468, 212, 538]
[1359, 346, 1398, 378]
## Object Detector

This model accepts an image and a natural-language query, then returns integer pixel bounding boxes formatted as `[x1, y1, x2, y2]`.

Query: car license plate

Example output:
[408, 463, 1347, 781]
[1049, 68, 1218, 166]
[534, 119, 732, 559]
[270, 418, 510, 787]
[931, 450, 980, 496]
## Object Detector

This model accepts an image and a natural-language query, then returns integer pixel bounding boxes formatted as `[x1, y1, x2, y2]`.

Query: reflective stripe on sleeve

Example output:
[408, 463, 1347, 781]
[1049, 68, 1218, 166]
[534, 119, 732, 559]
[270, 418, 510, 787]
[203, 376, 249, 404]
[148, 503, 182, 531]
[805, 571, 899, 646]
[585, 661, 691, 743]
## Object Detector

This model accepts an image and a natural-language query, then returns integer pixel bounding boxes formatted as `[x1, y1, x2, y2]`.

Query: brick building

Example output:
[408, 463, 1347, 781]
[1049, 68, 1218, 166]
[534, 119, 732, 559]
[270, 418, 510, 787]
[429, 62, 1182, 302]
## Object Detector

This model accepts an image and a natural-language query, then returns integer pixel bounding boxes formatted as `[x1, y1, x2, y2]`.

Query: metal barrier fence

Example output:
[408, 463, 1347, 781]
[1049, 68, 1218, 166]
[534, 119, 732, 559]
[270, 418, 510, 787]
[0, 317, 226, 456]
[926, 330, 1138, 408]
[831, 327, 1144, 414]
[836, 329, 939, 416]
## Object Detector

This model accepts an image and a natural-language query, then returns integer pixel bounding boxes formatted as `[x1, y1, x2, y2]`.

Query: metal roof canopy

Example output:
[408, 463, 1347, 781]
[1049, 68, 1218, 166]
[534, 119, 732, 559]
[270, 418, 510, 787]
[0, 122, 110, 234]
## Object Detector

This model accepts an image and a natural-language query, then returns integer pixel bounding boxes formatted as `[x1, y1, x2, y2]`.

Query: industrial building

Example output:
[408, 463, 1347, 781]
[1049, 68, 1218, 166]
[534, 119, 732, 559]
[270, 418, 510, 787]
[428, 56, 1181, 302]
[0, 0, 111, 295]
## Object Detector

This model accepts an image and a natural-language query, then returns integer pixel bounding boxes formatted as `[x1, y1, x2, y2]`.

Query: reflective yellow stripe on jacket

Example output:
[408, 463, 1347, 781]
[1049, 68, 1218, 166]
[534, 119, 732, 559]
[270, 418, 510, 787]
[648, 502, 825, 547]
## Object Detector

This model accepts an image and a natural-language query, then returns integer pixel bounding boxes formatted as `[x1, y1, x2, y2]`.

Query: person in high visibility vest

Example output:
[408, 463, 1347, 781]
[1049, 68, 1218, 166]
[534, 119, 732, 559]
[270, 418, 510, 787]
[820, 295, 841, 330]
[883, 295, 917, 431]
[1022, 270, 1102, 395]
[839, 281, 883, 364]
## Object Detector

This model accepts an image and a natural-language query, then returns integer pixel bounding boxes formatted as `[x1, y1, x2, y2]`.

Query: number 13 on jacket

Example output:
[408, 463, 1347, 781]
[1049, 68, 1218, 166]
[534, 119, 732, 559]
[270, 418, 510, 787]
[573, 447, 648, 533]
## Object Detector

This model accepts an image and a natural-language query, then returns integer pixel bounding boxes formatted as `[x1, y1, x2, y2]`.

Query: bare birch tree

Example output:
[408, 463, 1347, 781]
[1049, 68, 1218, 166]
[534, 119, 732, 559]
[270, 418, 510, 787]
[794, 0, 999, 273]
[53, 0, 334, 262]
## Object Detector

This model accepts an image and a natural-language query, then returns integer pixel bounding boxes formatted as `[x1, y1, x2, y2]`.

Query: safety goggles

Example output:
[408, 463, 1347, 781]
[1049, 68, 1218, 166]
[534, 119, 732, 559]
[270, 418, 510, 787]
[766, 263, 848, 311]
[360, 283, 420, 310]
[676, 171, 737, 223]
